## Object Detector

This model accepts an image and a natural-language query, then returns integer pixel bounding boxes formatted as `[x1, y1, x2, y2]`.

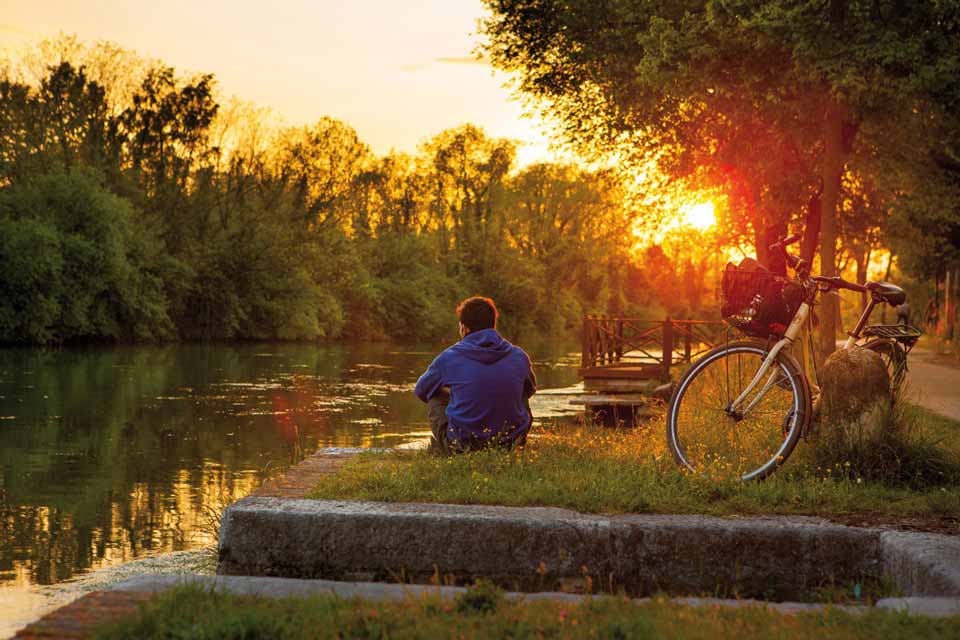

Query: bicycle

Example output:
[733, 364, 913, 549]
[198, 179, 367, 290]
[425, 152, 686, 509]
[665, 234, 922, 481]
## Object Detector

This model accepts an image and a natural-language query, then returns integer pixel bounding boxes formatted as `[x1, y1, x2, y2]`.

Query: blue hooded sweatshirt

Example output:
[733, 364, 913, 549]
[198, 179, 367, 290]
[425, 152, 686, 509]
[414, 328, 536, 448]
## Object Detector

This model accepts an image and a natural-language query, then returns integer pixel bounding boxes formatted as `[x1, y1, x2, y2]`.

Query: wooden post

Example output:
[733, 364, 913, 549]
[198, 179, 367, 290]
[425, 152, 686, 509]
[606, 316, 615, 364]
[662, 317, 674, 382]
[581, 315, 590, 368]
[600, 317, 608, 365]
[684, 330, 691, 362]
[615, 319, 624, 363]
[597, 317, 604, 365]
[596, 319, 604, 365]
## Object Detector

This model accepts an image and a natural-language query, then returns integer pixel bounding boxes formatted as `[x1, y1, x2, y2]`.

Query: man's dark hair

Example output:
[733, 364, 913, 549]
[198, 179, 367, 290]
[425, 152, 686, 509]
[457, 296, 498, 332]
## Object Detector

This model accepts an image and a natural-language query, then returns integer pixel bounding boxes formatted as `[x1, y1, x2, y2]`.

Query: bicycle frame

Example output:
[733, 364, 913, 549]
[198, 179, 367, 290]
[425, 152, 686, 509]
[727, 302, 811, 415]
[727, 285, 888, 416]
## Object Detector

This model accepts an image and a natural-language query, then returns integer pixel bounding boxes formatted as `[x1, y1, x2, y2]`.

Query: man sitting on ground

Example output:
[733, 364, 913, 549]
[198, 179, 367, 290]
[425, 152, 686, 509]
[414, 296, 536, 453]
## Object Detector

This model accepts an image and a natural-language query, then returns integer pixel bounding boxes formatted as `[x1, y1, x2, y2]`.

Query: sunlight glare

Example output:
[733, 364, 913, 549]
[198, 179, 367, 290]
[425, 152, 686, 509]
[683, 201, 716, 231]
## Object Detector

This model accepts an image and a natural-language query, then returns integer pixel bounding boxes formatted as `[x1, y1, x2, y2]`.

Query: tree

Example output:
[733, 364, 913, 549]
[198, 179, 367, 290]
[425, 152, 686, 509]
[117, 67, 220, 255]
[0, 63, 114, 184]
[482, 0, 960, 355]
[420, 124, 515, 271]
[276, 117, 372, 227]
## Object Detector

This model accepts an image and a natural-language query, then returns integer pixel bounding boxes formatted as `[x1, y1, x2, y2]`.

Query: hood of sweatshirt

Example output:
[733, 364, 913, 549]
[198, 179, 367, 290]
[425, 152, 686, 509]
[449, 328, 514, 364]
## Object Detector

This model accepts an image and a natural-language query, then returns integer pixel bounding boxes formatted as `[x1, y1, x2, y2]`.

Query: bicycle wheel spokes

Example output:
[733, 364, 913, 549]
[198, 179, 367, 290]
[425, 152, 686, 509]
[673, 349, 800, 481]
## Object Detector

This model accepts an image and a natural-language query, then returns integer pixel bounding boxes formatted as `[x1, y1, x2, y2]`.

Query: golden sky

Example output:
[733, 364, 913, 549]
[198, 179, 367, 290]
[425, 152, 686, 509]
[0, 0, 554, 165]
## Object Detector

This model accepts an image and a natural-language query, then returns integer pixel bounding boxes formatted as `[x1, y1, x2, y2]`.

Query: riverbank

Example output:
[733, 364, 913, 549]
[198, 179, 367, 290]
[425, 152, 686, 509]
[308, 406, 960, 528]
[14, 432, 960, 638]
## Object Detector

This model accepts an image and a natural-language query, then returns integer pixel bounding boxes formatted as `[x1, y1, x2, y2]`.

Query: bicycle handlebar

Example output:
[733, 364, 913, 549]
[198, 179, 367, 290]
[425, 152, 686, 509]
[811, 275, 867, 293]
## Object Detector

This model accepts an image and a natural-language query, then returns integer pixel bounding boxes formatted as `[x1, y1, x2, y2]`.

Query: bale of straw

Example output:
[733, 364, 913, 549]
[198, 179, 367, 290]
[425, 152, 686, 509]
[818, 346, 891, 442]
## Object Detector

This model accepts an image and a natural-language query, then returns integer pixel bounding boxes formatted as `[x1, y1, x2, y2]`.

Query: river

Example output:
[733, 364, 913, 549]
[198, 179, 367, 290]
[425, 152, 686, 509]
[0, 340, 581, 636]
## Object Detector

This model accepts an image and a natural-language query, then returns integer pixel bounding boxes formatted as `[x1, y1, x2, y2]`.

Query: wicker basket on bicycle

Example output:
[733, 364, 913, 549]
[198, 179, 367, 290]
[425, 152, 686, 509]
[720, 259, 806, 338]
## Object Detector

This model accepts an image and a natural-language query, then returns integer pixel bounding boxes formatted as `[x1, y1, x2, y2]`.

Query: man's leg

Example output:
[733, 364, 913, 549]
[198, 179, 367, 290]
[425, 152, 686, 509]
[503, 398, 533, 450]
[513, 398, 533, 449]
[427, 388, 452, 454]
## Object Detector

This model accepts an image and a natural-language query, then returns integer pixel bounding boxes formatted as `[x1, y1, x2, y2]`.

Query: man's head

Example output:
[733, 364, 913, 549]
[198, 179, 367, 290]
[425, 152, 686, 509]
[457, 296, 498, 337]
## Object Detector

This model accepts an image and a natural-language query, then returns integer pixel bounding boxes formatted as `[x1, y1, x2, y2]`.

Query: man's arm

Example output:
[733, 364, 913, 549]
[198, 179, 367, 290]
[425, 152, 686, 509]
[523, 356, 537, 399]
[414, 355, 444, 402]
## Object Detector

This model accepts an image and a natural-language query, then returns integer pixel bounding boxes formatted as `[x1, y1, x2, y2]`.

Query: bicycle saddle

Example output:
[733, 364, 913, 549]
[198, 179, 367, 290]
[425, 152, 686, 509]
[866, 281, 906, 306]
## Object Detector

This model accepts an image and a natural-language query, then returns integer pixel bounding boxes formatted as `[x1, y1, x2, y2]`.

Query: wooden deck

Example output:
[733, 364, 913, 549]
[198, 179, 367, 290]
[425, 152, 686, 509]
[581, 316, 724, 383]
[576, 316, 724, 425]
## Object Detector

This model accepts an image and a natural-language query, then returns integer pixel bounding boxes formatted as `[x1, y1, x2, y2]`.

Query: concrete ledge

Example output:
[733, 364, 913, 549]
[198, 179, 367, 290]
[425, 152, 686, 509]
[881, 531, 960, 596]
[875, 597, 960, 617]
[217, 498, 951, 599]
[110, 574, 960, 618]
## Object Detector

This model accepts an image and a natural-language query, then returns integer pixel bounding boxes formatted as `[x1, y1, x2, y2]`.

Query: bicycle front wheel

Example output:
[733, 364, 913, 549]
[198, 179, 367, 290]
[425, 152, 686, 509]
[666, 340, 810, 481]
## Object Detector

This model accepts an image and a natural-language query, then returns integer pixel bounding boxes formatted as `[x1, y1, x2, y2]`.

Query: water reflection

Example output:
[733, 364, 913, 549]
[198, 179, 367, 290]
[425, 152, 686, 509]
[0, 340, 579, 594]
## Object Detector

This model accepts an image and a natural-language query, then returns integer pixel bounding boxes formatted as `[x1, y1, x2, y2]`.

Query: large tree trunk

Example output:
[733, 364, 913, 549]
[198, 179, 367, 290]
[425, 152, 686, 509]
[755, 217, 769, 269]
[856, 245, 870, 311]
[818, 104, 846, 359]
[800, 189, 822, 267]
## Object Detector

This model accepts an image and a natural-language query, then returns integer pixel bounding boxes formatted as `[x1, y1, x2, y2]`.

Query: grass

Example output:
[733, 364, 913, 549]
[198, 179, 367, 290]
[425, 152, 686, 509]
[308, 403, 960, 524]
[92, 583, 960, 640]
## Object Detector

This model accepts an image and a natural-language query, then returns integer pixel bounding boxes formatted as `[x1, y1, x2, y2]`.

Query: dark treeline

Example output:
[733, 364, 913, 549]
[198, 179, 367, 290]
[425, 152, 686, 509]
[0, 55, 708, 345]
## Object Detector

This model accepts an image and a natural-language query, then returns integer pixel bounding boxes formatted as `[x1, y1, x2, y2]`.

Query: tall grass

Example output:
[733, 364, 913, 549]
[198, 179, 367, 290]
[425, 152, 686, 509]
[808, 401, 960, 489]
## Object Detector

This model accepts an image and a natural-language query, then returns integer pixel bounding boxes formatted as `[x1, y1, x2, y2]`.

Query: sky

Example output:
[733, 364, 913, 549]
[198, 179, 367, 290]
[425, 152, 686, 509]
[0, 0, 555, 165]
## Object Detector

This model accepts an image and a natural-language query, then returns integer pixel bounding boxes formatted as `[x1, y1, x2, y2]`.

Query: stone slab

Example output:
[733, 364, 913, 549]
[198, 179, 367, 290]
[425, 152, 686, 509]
[218, 498, 893, 599]
[876, 596, 960, 617]
[881, 530, 960, 596]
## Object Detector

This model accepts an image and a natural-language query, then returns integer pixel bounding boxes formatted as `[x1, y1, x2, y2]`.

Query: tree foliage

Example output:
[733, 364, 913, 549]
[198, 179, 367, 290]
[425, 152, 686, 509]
[0, 169, 171, 342]
[482, 0, 960, 352]
[0, 45, 667, 344]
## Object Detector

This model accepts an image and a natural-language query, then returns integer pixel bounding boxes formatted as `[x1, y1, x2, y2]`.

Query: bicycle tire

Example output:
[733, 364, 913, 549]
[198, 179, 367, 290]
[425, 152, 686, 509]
[666, 339, 811, 481]
[862, 338, 907, 401]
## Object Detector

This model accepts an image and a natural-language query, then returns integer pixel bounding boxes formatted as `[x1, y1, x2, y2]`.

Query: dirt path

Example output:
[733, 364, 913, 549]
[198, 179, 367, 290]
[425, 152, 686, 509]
[905, 348, 960, 422]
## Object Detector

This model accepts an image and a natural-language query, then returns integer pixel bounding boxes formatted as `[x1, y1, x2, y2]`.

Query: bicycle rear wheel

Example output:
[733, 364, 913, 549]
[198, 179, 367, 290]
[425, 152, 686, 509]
[862, 338, 907, 401]
[666, 339, 810, 481]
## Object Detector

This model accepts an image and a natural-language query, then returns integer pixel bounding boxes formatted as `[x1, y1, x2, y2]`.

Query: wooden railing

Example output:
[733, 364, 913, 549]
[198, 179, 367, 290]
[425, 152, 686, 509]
[581, 316, 725, 381]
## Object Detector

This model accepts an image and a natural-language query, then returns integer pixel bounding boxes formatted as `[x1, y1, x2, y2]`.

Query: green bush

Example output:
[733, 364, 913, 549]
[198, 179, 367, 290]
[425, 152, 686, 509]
[0, 217, 62, 342]
[362, 232, 466, 340]
[0, 170, 171, 342]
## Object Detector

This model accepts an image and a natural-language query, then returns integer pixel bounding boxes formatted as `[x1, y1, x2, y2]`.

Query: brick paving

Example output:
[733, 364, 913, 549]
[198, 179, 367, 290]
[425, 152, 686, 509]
[12, 448, 358, 638]
[251, 450, 357, 499]
[13, 590, 153, 639]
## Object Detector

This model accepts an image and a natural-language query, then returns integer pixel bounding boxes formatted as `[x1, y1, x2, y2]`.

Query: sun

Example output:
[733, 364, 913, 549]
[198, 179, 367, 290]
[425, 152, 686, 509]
[682, 201, 716, 231]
